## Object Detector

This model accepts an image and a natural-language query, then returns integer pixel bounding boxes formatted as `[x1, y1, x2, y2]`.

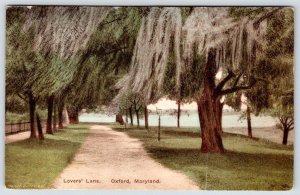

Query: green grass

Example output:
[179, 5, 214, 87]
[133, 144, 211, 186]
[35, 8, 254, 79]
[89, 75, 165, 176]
[5, 124, 90, 189]
[111, 125, 294, 190]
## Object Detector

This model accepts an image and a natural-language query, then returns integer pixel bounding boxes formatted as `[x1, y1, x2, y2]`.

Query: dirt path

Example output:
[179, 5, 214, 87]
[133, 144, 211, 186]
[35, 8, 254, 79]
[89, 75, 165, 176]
[52, 125, 199, 190]
[5, 126, 48, 144]
[5, 131, 31, 144]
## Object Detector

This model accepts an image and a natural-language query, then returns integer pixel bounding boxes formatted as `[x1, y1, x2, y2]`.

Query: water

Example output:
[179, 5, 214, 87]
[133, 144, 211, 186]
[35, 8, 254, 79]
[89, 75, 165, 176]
[79, 112, 276, 128]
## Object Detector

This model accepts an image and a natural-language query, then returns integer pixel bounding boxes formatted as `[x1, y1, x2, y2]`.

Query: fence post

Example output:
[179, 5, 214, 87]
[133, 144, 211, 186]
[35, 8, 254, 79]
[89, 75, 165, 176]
[11, 123, 13, 134]
[19, 122, 21, 132]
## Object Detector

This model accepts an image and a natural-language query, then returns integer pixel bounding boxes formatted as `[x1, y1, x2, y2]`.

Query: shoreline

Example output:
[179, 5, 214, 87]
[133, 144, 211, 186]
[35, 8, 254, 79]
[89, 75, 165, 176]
[223, 127, 294, 145]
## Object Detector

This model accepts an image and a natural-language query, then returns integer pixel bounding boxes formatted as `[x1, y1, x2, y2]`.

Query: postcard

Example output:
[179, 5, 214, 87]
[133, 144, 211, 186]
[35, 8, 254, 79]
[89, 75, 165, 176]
[5, 6, 294, 190]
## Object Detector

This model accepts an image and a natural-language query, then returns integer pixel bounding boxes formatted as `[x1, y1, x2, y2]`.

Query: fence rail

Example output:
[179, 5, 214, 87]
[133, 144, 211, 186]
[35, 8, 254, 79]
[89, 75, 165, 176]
[5, 122, 32, 136]
[5, 122, 35, 136]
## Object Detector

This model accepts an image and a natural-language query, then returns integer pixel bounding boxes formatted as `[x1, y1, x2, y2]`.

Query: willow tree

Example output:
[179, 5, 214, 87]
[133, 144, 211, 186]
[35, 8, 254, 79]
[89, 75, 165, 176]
[115, 7, 287, 153]
[161, 8, 193, 128]
[7, 6, 112, 138]
[60, 7, 142, 122]
[226, 8, 294, 141]
[6, 7, 41, 138]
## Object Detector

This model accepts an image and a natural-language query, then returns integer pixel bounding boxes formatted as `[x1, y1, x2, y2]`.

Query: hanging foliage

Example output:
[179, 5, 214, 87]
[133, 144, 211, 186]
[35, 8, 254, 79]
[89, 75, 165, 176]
[22, 6, 112, 60]
[116, 7, 282, 104]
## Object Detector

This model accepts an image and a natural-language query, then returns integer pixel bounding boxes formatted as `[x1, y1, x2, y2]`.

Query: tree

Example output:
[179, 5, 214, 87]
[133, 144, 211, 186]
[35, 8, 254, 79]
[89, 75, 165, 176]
[144, 105, 149, 129]
[6, 7, 41, 139]
[7, 6, 113, 139]
[10, 6, 121, 136]
[128, 106, 134, 126]
[46, 95, 54, 134]
[115, 7, 287, 153]
[268, 56, 294, 145]
[246, 105, 253, 138]
[21, 6, 112, 131]
[225, 69, 270, 139]
[61, 7, 142, 120]
[265, 8, 294, 145]
[162, 31, 184, 128]
[57, 99, 65, 128]
[132, 94, 143, 128]
[227, 8, 294, 143]
[111, 91, 146, 128]
[52, 97, 58, 131]
[36, 112, 45, 140]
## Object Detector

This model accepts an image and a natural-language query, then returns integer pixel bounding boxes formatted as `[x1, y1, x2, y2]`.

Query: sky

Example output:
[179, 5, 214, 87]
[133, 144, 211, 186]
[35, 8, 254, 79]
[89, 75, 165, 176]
[147, 69, 246, 112]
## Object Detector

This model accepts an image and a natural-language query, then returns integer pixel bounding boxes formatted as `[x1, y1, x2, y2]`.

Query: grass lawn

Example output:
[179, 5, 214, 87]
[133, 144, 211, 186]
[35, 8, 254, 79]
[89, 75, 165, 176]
[5, 124, 90, 189]
[111, 125, 294, 190]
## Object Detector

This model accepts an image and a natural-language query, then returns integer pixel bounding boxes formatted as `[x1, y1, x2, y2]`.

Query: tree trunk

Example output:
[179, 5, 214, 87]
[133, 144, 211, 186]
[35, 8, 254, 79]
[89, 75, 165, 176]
[136, 109, 140, 128]
[116, 114, 124, 125]
[28, 91, 37, 139]
[67, 107, 79, 124]
[282, 127, 289, 145]
[197, 49, 224, 153]
[63, 107, 70, 124]
[58, 103, 64, 129]
[197, 97, 224, 153]
[125, 109, 128, 123]
[177, 100, 181, 128]
[216, 99, 223, 133]
[53, 101, 57, 131]
[129, 107, 133, 126]
[46, 95, 54, 134]
[36, 113, 44, 140]
[144, 105, 149, 129]
[246, 106, 253, 138]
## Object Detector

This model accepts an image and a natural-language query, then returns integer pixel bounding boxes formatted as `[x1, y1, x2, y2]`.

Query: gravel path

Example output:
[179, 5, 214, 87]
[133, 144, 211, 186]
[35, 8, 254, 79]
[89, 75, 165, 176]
[52, 125, 199, 190]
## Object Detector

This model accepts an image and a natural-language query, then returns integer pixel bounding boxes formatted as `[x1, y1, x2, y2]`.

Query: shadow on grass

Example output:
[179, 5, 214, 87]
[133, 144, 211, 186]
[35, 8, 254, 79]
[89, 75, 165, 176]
[5, 125, 90, 189]
[116, 127, 293, 190]
[162, 130, 200, 137]
[148, 147, 292, 166]
[254, 142, 294, 151]
[145, 147, 293, 190]
[8, 138, 84, 151]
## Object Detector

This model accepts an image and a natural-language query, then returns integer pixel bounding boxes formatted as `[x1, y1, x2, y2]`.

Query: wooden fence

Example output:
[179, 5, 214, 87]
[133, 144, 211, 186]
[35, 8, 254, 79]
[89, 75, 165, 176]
[5, 122, 45, 136]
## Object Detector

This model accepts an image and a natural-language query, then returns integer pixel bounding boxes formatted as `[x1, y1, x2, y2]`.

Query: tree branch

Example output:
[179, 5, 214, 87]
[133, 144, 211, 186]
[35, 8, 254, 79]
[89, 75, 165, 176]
[284, 117, 288, 126]
[253, 8, 282, 29]
[137, 104, 143, 111]
[98, 16, 126, 28]
[219, 80, 256, 96]
[287, 118, 294, 129]
[17, 93, 27, 101]
[232, 73, 243, 88]
[214, 71, 235, 94]
[279, 116, 284, 125]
